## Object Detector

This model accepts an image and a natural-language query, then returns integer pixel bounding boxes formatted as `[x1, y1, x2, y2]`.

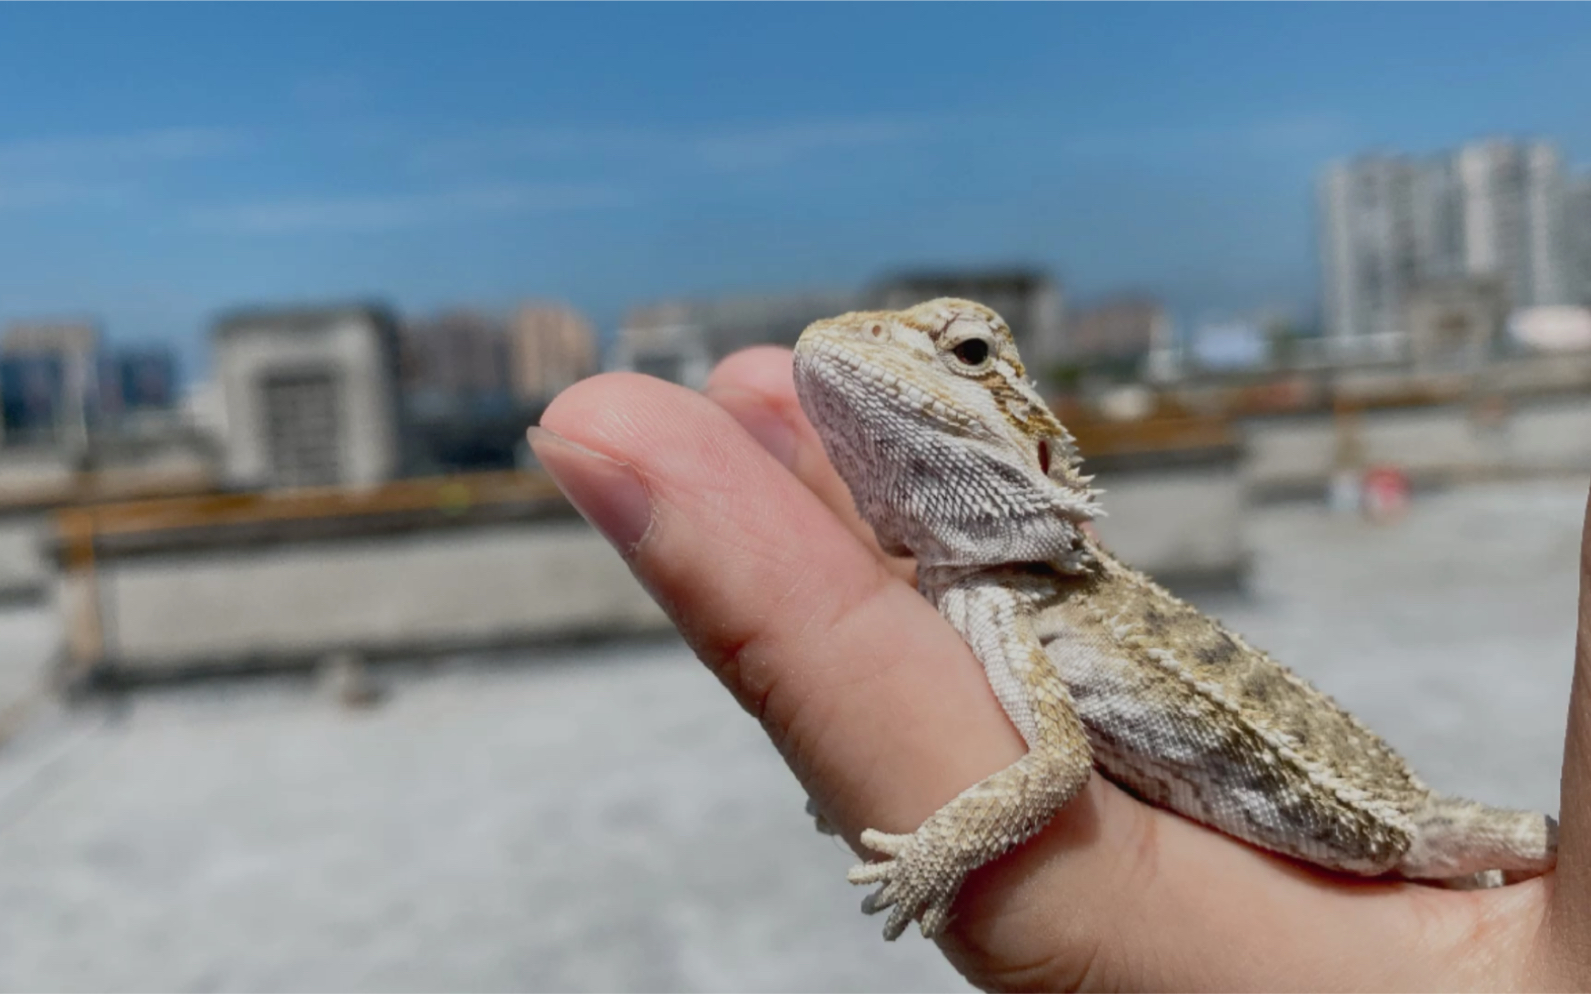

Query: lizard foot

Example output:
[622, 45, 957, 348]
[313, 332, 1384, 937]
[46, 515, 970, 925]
[846, 828, 959, 940]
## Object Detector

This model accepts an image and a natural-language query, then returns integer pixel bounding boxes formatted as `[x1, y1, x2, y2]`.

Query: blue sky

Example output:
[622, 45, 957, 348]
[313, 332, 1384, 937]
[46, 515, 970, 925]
[2, 5, 1590, 375]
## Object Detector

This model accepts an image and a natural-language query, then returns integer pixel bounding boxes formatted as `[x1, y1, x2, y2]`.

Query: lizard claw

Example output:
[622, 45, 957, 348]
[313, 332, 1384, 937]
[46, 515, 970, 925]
[847, 827, 958, 940]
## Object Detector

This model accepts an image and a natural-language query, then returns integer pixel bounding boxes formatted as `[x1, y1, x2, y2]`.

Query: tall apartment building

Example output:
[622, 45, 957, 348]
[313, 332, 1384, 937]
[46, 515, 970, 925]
[1565, 175, 1591, 306]
[1320, 139, 1577, 344]
[1319, 156, 1460, 344]
[1455, 140, 1568, 310]
[508, 303, 597, 402]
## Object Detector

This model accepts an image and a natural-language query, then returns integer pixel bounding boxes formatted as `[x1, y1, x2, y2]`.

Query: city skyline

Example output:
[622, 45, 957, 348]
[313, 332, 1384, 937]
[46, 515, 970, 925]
[4, 6, 1591, 373]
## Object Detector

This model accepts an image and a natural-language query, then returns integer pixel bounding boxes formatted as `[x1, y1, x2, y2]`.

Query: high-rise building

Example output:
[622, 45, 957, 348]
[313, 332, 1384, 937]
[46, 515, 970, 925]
[1318, 157, 1449, 344]
[1320, 140, 1576, 346]
[508, 303, 597, 402]
[1564, 175, 1591, 306]
[1454, 140, 1568, 310]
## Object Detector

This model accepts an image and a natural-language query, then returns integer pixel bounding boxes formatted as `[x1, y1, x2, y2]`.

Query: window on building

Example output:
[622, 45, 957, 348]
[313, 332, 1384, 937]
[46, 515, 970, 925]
[261, 369, 344, 488]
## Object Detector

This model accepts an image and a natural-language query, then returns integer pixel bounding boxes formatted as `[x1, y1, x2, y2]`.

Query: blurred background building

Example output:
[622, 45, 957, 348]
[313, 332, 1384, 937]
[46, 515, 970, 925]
[213, 304, 403, 489]
[610, 289, 863, 388]
[1064, 297, 1169, 361]
[399, 309, 512, 415]
[1, 320, 100, 447]
[509, 303, 598, 402]
[1319, 139, 1591, 361]
[1404, 276, 1507, 373]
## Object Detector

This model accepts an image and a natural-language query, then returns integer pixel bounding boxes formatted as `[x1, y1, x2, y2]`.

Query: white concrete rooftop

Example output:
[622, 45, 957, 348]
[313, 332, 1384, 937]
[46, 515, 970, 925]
[0, 476, 1584, 991]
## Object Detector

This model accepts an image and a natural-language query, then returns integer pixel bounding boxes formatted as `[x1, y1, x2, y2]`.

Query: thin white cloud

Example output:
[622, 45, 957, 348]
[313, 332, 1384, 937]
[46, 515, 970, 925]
[693, 119, 926, 172]
[192, 182, 625, 234]
[0, 127, 248, 172]
[0, 180, 128, 212]
[1057, 113, 1354, 159]
[408, 116, 933, 175]
[407, 126, 664, 171]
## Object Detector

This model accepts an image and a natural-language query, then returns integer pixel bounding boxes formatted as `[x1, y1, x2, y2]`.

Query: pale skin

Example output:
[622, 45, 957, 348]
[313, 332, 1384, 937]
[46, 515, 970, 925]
[531, 345, 1591, 991]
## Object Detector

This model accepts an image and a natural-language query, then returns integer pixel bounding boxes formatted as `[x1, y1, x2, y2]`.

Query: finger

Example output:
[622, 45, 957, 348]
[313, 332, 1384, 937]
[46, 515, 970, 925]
[532, 372, 1536, 991]
[703, 346, 916, 583]
[533, 372, 1014, 838]
[1544, 481, 1591, 987]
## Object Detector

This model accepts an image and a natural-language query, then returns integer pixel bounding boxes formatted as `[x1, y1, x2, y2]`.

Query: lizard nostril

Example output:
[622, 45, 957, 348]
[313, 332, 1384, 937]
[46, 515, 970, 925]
[869, 323, 886, 340]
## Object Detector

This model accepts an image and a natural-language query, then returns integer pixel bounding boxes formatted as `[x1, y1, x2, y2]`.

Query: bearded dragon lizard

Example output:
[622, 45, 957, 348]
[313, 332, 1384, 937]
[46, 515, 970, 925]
[790, 297, 1557, 941]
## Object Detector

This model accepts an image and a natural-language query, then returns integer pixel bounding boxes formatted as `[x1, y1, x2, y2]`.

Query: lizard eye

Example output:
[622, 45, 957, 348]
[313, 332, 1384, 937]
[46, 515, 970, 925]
[951, 338, 990, 367]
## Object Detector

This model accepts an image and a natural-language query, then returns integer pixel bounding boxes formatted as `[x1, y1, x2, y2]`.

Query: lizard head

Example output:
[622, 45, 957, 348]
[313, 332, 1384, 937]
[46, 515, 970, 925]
[793, 297, 1099, 572]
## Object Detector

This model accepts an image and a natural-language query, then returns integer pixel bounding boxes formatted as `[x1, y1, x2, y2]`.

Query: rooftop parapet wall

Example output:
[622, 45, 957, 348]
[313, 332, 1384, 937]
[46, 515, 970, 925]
[51, 472, 670, 686]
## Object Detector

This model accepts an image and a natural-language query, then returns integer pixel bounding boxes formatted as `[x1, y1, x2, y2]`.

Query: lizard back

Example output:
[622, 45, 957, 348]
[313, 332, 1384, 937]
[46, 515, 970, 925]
[1031, 545, 1426, 873]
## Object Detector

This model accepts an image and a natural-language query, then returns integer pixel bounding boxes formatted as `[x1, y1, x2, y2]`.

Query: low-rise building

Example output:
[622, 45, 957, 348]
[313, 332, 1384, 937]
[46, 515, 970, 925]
[611, 290, 863, 387]
[212, 304, 403, 490]
[1065, 297, 1169, 362]
[1, 319, 100, 446]
[607, 319, 713, 389]
[1404, 277, 1506, 372]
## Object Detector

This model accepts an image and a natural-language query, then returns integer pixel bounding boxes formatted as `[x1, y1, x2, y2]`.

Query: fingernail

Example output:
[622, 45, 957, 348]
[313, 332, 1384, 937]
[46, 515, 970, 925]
[527, 426, 653, 554]
[706, 387, 798, 471]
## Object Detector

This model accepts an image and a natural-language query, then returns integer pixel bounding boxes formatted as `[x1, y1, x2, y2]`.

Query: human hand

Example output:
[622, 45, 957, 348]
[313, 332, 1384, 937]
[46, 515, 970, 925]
[531, 346, 1591, 991]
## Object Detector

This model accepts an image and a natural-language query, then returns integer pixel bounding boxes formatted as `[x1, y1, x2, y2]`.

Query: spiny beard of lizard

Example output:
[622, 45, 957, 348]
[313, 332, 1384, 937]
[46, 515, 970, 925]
[792, 297, 1100, 573]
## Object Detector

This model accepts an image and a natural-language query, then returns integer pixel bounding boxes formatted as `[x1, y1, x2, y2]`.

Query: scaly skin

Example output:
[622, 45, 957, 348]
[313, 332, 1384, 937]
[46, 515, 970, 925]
[792, 297, 1557, 941]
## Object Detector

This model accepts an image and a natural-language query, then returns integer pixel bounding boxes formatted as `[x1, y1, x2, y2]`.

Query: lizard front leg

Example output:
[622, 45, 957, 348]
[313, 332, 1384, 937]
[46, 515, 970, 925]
[849, 577, 1094, 939]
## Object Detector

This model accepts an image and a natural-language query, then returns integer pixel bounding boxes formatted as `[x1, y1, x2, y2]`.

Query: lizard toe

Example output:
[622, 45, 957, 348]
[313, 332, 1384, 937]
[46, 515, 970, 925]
[919, 902, 952, 938]
[858, 828, 913, 855]
[882, 906, 912, 942]
[847, 859, 894, 886]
